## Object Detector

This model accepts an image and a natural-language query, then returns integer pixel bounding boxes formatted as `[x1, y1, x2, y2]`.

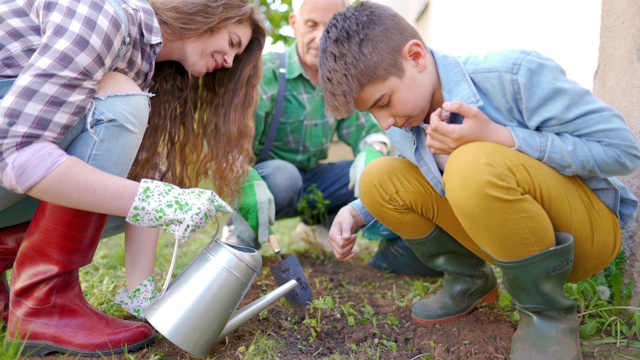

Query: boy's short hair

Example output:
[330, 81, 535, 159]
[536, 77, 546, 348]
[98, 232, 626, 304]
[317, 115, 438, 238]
[319, 1, 425, 118]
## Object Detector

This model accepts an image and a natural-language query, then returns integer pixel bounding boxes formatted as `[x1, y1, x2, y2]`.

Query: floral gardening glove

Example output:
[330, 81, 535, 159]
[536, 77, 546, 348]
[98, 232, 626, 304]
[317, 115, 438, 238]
[237, 168, 275, 244]
[115, 276, 158, 319]
[126, 179, 232, 242]
[349, 145, 385, 198]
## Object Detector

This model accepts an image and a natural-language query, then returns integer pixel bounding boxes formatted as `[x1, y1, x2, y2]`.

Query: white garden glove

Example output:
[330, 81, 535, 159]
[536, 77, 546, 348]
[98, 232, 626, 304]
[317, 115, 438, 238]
[348, 145, 385, 198]
[126, 179, 232, 242]
[237, 168, 275, 244]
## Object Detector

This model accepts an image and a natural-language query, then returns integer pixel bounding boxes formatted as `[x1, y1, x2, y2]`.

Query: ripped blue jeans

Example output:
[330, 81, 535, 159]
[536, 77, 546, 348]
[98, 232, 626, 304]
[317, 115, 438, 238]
[0, 78, 151, 236]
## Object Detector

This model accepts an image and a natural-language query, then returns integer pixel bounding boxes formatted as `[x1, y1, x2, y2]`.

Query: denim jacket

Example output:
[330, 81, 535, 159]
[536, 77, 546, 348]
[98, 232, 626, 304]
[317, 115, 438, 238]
[352, 49, 640, 229]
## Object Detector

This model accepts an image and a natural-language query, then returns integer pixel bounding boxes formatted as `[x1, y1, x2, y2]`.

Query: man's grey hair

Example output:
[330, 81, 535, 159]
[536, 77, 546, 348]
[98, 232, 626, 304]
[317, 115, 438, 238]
[291, 0, 351, 15]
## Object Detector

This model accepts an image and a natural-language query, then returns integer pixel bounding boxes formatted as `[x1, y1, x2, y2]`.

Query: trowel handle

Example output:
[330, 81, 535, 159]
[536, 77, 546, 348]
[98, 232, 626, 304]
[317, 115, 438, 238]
[268, 234, 281, 255]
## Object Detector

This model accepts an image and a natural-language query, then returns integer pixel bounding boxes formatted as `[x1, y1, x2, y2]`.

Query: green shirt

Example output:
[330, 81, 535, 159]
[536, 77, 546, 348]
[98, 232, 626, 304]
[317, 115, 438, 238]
[253, 42, 385, 170]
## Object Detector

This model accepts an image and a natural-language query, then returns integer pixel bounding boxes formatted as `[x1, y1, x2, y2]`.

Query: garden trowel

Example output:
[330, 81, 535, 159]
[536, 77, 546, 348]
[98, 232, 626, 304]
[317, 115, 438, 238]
[267, 234, 312, 312]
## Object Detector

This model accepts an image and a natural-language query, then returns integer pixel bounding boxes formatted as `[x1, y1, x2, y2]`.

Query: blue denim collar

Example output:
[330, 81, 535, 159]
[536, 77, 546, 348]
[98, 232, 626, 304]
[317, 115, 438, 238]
[431, 49, 483, 109]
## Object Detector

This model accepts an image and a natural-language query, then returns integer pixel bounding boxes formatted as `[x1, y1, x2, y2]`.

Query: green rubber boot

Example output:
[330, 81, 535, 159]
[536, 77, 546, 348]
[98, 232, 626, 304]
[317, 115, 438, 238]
[494, 232, 582, 360]
[368, 237, 443, 277]
[365, 221, 443, 277]
[405, 226, 498, 324]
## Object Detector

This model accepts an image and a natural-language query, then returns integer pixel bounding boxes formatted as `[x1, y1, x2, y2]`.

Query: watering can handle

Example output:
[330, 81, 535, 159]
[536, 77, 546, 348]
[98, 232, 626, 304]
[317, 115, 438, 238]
[160, 214, 222, 294]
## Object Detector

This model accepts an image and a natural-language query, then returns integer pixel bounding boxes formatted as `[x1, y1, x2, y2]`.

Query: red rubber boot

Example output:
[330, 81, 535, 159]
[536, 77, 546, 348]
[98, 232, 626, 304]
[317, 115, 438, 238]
[0, 222, 28, 324]
[8, 202, 156, 357]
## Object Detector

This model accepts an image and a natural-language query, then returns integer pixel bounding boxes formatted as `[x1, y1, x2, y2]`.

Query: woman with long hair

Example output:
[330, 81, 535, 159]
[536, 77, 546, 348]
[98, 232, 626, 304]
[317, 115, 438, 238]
[117, 0, 268, 319]
[0, 0, 266, 356]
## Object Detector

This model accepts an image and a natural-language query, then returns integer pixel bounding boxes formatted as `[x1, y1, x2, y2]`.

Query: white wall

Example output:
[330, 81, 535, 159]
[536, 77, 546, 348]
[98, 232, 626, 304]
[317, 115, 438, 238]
[374, 0, 601, 90]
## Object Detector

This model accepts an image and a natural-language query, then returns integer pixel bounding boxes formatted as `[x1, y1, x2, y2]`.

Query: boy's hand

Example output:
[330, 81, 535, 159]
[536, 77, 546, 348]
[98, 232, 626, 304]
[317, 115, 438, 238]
[425, 101, 515, 154]
[237, 168, 275, 244]
[126, 179, 233, 242]
[328, 205, 364, 261]
[349, 145, 385, 197]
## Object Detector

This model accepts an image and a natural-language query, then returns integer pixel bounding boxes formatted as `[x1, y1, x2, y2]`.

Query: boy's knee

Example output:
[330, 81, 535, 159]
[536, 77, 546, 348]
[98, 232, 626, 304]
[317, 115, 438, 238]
[444, 142, 508, 202]
[96, 72, 142, 95]
[360, 157, 414, 204]
[446, 143, 490, 174]
[360, 157, 393, 190]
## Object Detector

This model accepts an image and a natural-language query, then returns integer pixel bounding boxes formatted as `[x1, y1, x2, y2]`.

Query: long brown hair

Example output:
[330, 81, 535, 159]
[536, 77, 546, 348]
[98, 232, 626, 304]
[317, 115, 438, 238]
[129, 0, 266, 202]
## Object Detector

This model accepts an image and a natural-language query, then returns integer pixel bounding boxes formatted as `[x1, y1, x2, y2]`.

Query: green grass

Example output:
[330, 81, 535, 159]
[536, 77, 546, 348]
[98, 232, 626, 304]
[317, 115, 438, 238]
[568, 251, 640, 347]
[224, 330, 288, 360]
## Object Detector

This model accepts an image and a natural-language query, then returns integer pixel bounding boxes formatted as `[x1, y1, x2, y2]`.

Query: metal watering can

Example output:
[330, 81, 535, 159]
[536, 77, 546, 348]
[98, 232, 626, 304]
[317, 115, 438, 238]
[145, 230, 298, 358]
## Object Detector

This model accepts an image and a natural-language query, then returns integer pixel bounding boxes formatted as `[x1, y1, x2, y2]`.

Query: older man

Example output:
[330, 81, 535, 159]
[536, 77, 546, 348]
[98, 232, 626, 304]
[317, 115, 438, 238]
[224, 0, 441, 277]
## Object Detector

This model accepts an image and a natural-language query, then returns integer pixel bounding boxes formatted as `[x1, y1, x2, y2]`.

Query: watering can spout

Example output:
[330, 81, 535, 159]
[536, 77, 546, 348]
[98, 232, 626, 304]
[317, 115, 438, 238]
[216, 279, 299, 341]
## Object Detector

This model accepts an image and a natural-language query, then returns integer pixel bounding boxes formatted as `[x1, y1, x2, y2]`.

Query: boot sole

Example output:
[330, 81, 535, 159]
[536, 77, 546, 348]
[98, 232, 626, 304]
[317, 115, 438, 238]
[14, 332, 158, 357]
[412, 287, 499, 325]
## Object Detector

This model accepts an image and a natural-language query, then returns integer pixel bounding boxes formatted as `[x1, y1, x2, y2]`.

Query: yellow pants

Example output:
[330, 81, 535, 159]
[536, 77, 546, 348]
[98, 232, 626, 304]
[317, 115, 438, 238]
[359, 142, 621, 283]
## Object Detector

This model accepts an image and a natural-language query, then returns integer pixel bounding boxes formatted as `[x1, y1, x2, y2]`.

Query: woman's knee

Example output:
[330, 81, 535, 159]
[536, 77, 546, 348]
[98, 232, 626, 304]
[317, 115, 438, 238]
[92, 73, 151, 136]
[96, 72, 142, 95]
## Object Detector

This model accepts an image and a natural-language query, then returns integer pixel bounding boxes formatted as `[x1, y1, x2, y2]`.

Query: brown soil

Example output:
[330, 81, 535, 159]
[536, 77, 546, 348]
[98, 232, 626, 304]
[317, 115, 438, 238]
[42, 248, 636, 359]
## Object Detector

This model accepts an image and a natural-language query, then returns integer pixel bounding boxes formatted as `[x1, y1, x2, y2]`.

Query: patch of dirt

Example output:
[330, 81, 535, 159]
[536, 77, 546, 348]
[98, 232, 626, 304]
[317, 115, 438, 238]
[37, 247, 636, 359]
[206, 252, 515, 360]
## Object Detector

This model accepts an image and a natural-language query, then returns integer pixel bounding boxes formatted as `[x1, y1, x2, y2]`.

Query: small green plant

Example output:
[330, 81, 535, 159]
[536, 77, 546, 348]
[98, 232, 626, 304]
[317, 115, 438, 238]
[147, 353, 168, 360]
[303, 295, 335, 343]
[386, 314, 399, 329]
[404, 276, 441, 303]
[340, 301, 359, 326]
[313, 276, 332, 291]
[567, 251, 640, 347]
[297, 183, 331, 226]
[234, 330, 287, 360]
[359, 303, 378, 326]
[380, 338, 398, 352]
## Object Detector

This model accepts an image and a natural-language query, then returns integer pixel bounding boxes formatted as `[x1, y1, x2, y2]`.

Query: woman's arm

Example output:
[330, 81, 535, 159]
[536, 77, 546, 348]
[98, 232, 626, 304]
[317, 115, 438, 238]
[27, 156, 139, 216]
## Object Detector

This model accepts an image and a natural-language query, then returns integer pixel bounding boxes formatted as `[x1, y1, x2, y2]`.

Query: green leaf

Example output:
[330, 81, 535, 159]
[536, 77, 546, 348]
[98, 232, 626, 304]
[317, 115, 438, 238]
[580, 321, 599, 338]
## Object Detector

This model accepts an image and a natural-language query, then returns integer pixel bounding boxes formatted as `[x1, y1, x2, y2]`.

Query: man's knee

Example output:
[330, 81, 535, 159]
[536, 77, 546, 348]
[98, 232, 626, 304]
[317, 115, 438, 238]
[260, 160, 302, 189]
[258, 160, 303, 208]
